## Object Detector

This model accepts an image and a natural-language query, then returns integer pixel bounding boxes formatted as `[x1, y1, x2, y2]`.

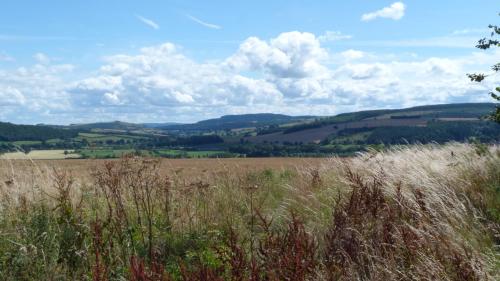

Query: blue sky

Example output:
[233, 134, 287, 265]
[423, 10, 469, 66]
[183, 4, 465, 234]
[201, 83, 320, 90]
[0, 1, 499, 124]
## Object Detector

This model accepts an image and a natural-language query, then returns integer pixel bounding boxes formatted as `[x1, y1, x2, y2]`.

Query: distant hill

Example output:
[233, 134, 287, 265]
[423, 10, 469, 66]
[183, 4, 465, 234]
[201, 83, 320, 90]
[66, 103, 496, 135]
[1, 103, 498, 147]
[0, 122, 79, 142]
[142, 122, 184, 128]
[64, 121, 186, 131]
[247, 103, 499, 144]
[160, 113, 316, 131]
[67, 121, 144, 131]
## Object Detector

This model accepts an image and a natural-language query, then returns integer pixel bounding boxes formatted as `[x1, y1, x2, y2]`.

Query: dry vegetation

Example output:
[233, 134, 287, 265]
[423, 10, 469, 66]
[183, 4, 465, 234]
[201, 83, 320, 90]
[0, 150, 81, 160]
[0, 144, 499, 280]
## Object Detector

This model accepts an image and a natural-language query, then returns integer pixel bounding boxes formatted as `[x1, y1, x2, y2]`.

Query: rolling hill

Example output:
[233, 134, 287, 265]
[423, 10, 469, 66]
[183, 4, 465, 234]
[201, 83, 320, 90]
[246, 103, 499, 144]
[67, 121, 144, 131]
[64, 114, 317, 133]
[1, 103, 498, 158]
[159, 113, 316, 131]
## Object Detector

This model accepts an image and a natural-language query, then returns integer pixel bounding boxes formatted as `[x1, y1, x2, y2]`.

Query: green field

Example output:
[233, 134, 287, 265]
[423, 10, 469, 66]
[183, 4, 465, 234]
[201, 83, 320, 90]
[77, 148, 139, 158]
[77, 148, 236, 159]
[78, 148, 233, 159]
[327, 131, 372, 144]
[12, 140, 43, 146]
[76, 132, 147, 142]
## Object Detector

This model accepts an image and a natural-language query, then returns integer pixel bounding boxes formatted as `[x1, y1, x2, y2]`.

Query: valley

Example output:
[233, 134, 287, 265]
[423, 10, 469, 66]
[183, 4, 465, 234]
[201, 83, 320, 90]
[0, 103, 498, 159]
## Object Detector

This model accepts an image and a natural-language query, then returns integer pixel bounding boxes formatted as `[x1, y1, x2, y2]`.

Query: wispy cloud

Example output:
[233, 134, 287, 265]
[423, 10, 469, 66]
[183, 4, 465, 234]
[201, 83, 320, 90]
[318, 31, 352, 42]
[362, 2, 405, 22]
[186, 14, 221, 30]
[452, 28, 489, 36]
[136, 15, 160, 30]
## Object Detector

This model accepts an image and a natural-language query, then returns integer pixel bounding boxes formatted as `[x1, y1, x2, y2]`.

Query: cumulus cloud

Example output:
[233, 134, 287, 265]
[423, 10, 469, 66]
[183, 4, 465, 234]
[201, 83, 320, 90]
[0, 61, 74, 123]
[362, 2, 406, 21]
[68, 41, 283, 114]
[136, 15, 160, 30]
[1, 30, 499, 124]
[226, 31, 328, 78]
[76, 32, 495, 120]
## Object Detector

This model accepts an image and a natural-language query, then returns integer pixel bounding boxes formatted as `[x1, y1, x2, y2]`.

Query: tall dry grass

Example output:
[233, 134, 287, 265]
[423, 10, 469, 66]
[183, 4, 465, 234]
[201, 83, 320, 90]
[0, 143, 498, 280]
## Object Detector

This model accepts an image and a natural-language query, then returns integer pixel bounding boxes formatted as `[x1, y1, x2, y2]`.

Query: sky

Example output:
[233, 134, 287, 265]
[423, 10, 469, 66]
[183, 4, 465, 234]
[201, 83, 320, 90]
[0, 0, 499, 124]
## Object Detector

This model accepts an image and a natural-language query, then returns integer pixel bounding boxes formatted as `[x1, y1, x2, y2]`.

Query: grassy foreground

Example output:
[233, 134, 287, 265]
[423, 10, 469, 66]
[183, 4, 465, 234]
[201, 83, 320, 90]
[0, 144, 499, 280]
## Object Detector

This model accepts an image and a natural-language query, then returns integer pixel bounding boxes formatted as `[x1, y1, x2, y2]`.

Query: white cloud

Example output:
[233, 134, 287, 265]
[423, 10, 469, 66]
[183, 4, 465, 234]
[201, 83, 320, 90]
[67, 32, 496, 122]
[68, 42, 283, 114]
[0, 62, 74, 123]
[186, 14, 221, 30]
[103, 92, 121, 105]
[318, 31, 352, 42]
[341, 49, 365, 60]
[452, 28, 489, 35]
[1, 31, 499, 124]
[136, 15, 160, 30]
[226, 31, 328, 78]
[362, 2, 406, 21]
[0, 86, 26, 106]
[33, 53, 51, 64]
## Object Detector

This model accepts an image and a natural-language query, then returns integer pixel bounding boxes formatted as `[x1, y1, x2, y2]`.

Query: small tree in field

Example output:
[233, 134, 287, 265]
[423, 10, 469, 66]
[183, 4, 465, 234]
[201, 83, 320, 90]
[467, 14, 500, 123]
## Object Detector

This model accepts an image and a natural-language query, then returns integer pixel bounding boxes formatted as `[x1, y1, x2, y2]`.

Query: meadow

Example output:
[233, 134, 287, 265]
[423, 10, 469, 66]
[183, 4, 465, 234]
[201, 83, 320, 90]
[0, 143, 498, 280]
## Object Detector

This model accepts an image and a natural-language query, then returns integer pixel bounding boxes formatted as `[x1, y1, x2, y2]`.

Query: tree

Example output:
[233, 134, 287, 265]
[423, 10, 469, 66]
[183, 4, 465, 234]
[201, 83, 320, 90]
[467, 14, 500, 123]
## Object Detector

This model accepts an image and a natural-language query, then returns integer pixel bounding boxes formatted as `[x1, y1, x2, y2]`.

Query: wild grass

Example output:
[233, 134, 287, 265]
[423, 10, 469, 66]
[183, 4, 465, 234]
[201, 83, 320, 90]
[0, 143, 498, 280]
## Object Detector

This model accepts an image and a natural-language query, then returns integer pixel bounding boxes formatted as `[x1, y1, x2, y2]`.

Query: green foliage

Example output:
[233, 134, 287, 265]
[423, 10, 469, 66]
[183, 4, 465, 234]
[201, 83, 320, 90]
[0, 206, 59, 280]
[0, 122, 78, 142]
[363, 121, 500, 144]
[468, 15, 500, 123]
[229, 143, 357, 157]
[471, 138, 490, 156]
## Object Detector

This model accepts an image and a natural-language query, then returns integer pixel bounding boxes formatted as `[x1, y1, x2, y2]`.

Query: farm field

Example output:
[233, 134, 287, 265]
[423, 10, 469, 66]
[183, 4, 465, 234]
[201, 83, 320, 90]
[248, 118, 428, 143]
[0, 157, 324, 184]
[0, 149, 80, 160]
[76, 148, 138, 159]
